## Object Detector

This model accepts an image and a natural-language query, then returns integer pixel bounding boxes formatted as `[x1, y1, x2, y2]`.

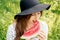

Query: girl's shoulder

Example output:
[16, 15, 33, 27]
[7, 23, 16, 35]
[6, 24, 16, 40]
[8, 20, 16, 30]
[8, 22, 16, 29]
[8, 24, 15, 30]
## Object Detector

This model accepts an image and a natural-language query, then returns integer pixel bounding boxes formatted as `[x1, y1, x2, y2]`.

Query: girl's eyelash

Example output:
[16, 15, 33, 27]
[38, 13, 40, 14]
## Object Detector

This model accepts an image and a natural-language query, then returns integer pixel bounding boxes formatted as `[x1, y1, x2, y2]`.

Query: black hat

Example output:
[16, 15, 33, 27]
[14, 0, 51, 19]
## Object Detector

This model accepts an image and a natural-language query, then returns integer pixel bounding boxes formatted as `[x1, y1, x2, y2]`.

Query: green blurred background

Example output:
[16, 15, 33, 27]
[0, 0, 60, 40]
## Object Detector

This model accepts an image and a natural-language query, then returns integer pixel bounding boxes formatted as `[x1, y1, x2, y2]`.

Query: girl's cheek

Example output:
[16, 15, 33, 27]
[36, 15, 40, 20]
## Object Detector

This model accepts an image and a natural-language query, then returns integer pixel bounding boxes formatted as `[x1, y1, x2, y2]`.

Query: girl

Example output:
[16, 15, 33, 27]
[6, 0, 50, 40]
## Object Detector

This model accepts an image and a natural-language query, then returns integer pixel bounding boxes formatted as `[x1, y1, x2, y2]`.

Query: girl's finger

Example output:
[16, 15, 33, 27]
[38, 31, 46, 40]
[37, 35, 44, 40]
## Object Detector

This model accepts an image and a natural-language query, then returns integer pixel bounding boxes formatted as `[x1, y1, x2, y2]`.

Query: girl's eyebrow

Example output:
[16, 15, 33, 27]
[35, 12, 40, 13]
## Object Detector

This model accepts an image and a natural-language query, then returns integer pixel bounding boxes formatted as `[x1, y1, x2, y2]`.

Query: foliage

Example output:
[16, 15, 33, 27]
[0, 0, 60, 40]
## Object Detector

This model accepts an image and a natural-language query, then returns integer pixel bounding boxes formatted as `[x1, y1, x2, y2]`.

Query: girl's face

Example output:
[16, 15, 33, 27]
[26, 12, 42, 29]
[29, 12, 42, 22]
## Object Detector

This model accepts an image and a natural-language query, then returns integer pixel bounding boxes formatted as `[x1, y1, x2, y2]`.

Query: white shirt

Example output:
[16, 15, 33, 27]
[6, 20, 48, 40]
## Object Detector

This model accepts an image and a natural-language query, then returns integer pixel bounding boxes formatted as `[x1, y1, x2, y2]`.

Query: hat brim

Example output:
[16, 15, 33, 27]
[14, 4, 51, 19]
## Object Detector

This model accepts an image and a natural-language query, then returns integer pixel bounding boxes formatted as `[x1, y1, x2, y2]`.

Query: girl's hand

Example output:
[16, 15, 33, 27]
[37, 30, 47, 40]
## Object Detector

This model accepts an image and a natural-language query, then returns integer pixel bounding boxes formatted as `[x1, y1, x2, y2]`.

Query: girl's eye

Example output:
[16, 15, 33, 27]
[32, 14, 35, 16]
[32, 13, 36, 16]
[38, 13, 40, 14]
